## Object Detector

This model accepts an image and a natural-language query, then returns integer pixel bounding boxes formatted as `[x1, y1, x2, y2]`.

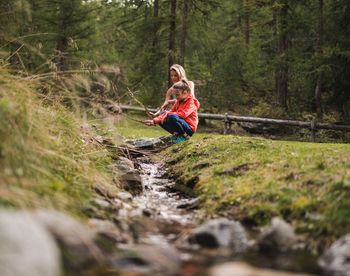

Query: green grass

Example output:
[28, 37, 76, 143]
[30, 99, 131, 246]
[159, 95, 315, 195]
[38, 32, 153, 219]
[159, 134, 350, 246]
[0, 67, 118, 217]
[113, 113, 169, 138]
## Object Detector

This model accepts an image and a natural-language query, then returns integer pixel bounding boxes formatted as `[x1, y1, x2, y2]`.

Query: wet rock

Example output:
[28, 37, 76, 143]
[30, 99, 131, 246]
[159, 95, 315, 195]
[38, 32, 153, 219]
[142, 208, 152, 217]
[94, 181, 119, 198]
[0, 211, 61, 276]
[117, 191, 133, 201]
[31, 210, 103, 271]
[111, 244, 181, 275]
[127, 138, 164, 149]
[208, 261, 312, 276]
[88, 219, 132, 253]
[93, 197, 111, 209]
[116, 157, 135, 172]
[319, 234, 350, 276]
[258, 217, 297, 253]
[119, 169, 143, 195]
[177, 198, 200, 210]
[188, 218, 249, 253]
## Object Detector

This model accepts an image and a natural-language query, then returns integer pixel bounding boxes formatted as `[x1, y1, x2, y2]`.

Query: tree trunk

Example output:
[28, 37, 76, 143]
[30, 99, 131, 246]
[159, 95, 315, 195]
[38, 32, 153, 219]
[152, 0, 159, 48]
[56, 35, 69, 71]
[276, 1, 289, 109]
[244, 0, 250, 45]
[168, 0, 177, 86]
[314, 0, 324, 119]
[180, 0, 189, 66]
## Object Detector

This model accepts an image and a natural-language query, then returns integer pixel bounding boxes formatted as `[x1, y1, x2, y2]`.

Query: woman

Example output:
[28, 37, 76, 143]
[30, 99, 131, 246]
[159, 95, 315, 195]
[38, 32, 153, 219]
[144, 80, 200, 143]
[149, 64, 195, 117]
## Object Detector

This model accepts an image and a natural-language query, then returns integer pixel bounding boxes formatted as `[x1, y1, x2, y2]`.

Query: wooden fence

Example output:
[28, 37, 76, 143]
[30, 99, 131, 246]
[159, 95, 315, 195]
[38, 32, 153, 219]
[119, 105, 350, 142]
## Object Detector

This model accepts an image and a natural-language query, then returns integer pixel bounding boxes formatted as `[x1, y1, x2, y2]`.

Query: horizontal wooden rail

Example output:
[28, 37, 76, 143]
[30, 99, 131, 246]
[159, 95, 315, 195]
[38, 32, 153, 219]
[119, 105, 350, 142]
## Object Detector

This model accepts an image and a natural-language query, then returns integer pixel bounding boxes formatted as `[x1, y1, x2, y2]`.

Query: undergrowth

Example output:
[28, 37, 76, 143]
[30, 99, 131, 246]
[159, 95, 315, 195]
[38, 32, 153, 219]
[0, 67, 119, 217]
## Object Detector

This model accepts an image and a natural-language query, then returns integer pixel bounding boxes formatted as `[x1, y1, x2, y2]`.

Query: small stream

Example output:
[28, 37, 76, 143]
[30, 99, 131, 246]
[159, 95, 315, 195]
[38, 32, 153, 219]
[130, 155, 321, 276]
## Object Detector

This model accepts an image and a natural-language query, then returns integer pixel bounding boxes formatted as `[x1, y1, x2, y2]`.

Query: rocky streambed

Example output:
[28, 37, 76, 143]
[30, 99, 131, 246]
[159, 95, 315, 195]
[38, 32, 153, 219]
[1, 137, 349, 276]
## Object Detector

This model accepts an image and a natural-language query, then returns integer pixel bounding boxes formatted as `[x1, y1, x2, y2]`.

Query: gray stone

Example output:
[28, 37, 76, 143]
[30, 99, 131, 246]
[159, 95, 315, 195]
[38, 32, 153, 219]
[0, 211, 61, 276]
[258, 217, 297, 253]
[93, 198, 111, 209]
[188, 218, 249, 254]
[319, 234, 350, 276]
[117, 191, 133, 201]
[127, 138, 163, 149]
[111, 244, 181, 275]
[120, 169, 143, 195]
[31, 210, 103, 270]
[208, 261, 312, 276]
[118, 157, 134, 170]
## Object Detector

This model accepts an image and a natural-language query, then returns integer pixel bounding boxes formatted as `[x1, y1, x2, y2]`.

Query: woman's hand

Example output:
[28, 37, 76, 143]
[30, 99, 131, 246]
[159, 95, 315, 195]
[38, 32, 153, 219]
[147, 111, 155, 119]
[160, 100, 170, 110]
[144, 120, 155, 126]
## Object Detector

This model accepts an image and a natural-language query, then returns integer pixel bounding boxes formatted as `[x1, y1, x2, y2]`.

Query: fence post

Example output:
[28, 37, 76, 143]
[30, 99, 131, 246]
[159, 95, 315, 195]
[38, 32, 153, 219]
[224, 113, 229, 135]
[310, 118, 316, 142]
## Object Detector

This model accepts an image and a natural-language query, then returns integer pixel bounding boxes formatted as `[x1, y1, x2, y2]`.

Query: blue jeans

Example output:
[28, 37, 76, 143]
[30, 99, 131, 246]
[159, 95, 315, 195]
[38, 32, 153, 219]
[160, 114, 193, 136]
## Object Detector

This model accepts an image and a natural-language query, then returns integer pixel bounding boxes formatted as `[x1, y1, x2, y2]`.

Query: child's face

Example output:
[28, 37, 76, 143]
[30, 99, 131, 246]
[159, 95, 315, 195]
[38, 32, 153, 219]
[175, 89, 189, 101]
[170, 70, 180, 83]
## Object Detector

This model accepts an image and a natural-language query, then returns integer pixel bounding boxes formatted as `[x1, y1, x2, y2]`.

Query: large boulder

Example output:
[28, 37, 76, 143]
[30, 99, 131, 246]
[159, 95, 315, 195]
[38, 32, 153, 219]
[208, 261, 312, 276]
[319, 234, 350, 276]
[111, 244, 181, 275]
[188, 218, 249, 254]
[257, 217, 297, 253]
[31, 210, 103, 271]
[119, 169, 143, 195]
[0, 211, 61, 276]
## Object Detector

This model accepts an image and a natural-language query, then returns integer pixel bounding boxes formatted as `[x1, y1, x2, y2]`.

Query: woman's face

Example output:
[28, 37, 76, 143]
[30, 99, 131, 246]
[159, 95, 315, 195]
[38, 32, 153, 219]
[170, 69, 180, 84]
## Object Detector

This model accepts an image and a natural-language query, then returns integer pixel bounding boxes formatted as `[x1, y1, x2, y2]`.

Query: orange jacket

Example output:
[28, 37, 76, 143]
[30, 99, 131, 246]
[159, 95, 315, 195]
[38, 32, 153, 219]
[153, 95, 200, 132]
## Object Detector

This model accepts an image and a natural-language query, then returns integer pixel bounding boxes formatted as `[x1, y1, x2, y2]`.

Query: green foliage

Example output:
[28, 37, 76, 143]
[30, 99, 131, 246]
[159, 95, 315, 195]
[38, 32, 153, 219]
[1, 0, 350, 122]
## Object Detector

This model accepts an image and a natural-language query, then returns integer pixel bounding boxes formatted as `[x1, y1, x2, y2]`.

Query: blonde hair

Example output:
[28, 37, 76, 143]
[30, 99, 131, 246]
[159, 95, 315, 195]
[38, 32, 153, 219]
[170, 64, 188, 81]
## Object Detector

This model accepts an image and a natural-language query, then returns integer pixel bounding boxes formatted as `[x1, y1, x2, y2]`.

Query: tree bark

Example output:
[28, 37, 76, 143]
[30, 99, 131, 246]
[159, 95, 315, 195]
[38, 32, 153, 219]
[168, 0, 177, 86]
[314, 0, 324, 119]
[180, 0, 189, 66]
[276, 1, 289, 109]
[243, 0, 250, 45]
[152, 0, 159, 48]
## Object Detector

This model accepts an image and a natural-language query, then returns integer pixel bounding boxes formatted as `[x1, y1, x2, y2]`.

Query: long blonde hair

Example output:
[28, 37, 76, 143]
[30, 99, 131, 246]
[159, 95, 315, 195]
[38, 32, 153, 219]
[170, 64, 188, 81]
[170, 64, 195, 97]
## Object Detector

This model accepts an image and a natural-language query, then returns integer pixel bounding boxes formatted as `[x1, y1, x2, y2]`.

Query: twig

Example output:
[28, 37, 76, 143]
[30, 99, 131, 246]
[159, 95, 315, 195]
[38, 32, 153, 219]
[126, 87, 150, 113]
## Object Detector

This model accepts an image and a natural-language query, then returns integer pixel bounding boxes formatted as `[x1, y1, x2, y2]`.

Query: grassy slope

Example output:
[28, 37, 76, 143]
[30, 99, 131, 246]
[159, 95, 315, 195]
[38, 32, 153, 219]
[118, 119, 350, 246]
[0, 68, 118, 216]
[161, 134, 350, 246]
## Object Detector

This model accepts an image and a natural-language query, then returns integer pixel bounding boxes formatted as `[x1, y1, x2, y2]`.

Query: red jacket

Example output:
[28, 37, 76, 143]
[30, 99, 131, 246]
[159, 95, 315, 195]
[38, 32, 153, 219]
[153, 96, 200, 132]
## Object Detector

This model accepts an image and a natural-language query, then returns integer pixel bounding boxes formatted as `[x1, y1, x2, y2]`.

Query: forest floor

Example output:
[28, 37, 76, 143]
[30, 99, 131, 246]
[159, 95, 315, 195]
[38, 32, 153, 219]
[115, 116, 350, 252]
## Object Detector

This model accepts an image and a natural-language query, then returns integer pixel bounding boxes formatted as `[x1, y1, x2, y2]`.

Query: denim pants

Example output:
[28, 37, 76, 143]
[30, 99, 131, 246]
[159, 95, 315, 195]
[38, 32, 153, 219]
[160, 114, 193, 136]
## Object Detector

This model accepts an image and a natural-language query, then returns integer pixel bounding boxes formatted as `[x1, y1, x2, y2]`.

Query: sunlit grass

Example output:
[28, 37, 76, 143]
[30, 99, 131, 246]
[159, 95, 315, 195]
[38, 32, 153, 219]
[0, 67, 118, 216]
[161, 134, 350, 244]
[113, 113, 170, 139]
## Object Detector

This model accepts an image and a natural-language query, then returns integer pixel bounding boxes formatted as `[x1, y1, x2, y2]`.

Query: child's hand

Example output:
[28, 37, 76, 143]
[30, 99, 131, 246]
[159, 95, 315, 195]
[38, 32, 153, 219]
[144, 120, 154, 126]
[161, 112, 168, 124]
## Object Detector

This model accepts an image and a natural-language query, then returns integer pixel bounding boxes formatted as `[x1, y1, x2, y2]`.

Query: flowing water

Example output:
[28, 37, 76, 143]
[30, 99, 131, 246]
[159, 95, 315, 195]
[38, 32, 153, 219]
[131, 155, 321, 275]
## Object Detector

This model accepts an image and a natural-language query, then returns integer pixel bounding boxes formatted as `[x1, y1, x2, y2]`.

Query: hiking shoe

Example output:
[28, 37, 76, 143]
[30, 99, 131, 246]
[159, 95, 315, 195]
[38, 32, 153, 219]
[171, 135, 187, 144]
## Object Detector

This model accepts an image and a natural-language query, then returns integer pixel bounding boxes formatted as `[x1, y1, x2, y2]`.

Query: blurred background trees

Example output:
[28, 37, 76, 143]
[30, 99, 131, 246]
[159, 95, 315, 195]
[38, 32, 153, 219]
[1, 0, 349, 122]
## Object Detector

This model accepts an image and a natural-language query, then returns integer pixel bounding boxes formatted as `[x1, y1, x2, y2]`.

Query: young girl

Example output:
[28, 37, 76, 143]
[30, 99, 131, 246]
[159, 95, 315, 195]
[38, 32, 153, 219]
[144, 80, 200, 143]
[149, 64, 195, 118]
